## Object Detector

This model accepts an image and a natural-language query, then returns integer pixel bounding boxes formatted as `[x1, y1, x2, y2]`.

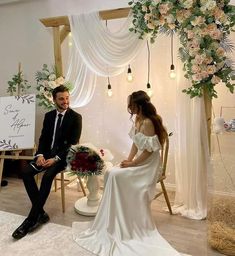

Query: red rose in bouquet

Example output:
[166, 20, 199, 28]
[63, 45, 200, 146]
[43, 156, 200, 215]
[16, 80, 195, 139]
[67, 145, 105, 177]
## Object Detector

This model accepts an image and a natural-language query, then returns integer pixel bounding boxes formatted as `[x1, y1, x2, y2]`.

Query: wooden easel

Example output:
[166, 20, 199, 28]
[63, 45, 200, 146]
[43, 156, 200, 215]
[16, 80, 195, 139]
[0, 63, 37, 190]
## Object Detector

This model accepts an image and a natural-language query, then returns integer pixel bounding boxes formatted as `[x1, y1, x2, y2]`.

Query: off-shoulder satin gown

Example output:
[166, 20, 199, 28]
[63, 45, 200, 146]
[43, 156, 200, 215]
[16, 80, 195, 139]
[73, 127, 180, 256]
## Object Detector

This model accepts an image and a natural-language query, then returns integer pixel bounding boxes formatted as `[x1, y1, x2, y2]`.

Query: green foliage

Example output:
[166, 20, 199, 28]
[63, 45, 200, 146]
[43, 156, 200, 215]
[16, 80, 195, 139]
[129, 0, 235, 99]
[7, 71, 31, 96]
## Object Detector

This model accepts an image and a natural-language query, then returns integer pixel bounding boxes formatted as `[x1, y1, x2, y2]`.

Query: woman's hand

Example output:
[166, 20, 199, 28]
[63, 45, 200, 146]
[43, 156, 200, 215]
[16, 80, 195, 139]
[120, 160, 135, 168]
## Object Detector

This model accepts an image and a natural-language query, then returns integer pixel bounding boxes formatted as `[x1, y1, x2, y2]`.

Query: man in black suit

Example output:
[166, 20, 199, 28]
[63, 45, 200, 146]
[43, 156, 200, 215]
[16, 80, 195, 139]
[12, 85, 82, 239]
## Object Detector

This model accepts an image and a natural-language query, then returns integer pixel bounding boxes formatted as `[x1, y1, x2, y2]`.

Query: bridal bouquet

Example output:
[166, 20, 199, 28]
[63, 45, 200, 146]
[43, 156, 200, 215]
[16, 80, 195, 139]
[35, 64, 73, 110]
[66, 145, 105, 177]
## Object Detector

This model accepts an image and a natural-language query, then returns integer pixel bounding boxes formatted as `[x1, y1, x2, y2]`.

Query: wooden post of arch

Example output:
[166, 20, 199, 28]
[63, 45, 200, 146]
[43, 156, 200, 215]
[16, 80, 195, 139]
[203, 89, 212, 154]
[39, 7, 212, 152]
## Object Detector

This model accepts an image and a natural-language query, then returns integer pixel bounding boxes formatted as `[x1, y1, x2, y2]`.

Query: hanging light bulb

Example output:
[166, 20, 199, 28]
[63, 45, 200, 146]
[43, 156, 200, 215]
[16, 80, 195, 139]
[169, 32, 176, 79]
[126, 64, 133, 82]
[169, 64, 176, 79]
[146, 40, 153, 97]
[107, 84, 112, 97]
[146, 82, 153, 97]
[107, 77, 112, 97]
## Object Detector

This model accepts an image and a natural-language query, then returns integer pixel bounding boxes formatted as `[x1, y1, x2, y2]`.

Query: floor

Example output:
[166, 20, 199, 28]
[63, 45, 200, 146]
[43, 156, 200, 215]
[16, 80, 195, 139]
[0, 177, 223, 256]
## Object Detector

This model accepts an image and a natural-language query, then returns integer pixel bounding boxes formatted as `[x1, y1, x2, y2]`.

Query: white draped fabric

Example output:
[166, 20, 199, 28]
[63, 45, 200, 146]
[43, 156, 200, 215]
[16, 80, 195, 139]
[66, 12, 145, 108]
[172, 58, 210, 219]
[66, 48, 97, 108]
[69, 12, 145, 77]
[66, 11, 210, 220]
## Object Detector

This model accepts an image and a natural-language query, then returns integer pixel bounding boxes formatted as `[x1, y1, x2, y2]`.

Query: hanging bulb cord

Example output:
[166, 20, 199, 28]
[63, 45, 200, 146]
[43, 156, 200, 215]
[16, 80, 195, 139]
[170, 32, 175, 70]
[171, 32, 173, 65]
[147, 40, 150, 84]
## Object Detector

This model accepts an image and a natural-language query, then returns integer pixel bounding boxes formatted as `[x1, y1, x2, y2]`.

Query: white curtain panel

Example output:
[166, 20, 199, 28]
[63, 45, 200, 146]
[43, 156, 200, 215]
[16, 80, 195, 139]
[173, 58, 210, 220]
[66, 47, 97, 108]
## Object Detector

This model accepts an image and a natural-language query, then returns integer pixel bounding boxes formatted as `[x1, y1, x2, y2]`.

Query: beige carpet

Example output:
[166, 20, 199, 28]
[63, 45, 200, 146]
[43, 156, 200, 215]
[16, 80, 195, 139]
[0, 210, 191, 256]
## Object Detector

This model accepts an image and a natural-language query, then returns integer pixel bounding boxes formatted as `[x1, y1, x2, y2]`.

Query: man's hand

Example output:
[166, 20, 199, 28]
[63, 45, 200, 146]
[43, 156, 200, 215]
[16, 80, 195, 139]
[42, 158, 56, 168]
[36, 156, 46, 166]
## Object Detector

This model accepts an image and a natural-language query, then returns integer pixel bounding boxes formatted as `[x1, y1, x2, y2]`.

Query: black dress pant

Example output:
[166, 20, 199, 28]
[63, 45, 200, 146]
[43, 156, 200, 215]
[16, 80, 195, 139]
[21, 161, 65, 220]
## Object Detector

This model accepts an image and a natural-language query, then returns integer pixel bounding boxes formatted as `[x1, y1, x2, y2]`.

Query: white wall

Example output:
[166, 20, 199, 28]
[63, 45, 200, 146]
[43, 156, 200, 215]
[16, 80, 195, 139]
[0, 0, 234, 193]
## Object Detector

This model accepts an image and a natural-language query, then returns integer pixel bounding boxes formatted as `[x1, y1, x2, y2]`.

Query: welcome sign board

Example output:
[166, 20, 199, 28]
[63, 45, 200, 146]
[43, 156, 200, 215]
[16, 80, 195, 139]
[0, 94, 35, 151]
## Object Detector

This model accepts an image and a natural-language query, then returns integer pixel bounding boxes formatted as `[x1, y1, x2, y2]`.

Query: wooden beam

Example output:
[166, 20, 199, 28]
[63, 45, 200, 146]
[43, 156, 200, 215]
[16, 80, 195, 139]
[53, 27, 63, 76]
[40, 16, 70, 27]
[60, 25, 70, 44]
[99, 7, 130, 20]
[40, 7, 130, 28]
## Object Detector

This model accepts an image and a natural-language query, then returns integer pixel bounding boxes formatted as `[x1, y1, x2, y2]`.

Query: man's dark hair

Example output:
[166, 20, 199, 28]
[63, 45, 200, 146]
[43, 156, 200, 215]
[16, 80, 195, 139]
[52, 85, 69, 99]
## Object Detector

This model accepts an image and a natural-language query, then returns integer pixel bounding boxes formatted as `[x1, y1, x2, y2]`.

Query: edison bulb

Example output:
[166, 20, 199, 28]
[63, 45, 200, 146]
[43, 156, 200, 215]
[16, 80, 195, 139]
[126, 73, 133, 82]
[107, 88, 113, 97]
[147, 88, 153, 97]
[169, 70, 176, 79]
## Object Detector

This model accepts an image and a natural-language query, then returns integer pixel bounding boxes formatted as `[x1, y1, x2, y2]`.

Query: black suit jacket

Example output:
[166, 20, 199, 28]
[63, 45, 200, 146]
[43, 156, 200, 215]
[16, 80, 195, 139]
[36, 108, 82, 163]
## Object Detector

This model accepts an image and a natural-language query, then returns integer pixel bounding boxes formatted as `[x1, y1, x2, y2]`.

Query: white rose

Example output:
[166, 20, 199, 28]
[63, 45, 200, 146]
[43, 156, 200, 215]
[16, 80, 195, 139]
[55, 76, 65, 85]
[211, 75, 221, 84]
[39, 86, 45, 92]
[206, 1, 216, 11]
[147, 22, 155, 30]
[49, 74, 56, 81]
[154, 0, 160, 4]
[207, 65, 216, 75]
[48, 81, 57, 89]
[183, 0, 194, 9]
[166, 14, 175, 24]
[142, 5, 148, 12]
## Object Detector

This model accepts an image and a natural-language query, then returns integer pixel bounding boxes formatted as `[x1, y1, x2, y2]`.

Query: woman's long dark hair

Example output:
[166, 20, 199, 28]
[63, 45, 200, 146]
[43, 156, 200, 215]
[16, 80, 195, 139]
[128, 90, 167, 146]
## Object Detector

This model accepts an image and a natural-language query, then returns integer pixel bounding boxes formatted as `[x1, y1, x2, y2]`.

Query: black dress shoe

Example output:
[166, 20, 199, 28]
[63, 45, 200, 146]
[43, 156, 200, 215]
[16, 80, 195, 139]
[1, 180, 8, 187]
[28, 212, 50, 232]
[12, 218, 37, 239]
[38, 212, 50, 224]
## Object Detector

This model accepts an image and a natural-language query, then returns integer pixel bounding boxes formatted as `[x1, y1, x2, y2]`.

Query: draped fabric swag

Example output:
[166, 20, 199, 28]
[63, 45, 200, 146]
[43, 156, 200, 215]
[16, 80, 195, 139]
[66, 12, 145, 108]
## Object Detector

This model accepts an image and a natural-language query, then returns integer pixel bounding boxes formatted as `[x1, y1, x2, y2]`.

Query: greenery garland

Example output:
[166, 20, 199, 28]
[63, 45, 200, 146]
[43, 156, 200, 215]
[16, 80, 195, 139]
[129, 0, 235, 98]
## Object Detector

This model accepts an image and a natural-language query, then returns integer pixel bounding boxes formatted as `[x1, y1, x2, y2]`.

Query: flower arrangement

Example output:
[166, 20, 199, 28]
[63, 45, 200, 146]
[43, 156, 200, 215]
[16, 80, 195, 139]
[35, 64, 73, 110]
[66, 145, 105, 177]
[129, 0, 235, 98]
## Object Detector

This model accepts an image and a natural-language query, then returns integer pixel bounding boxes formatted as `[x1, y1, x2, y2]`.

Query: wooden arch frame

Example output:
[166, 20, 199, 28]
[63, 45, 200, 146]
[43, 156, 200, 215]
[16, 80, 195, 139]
[39, 7, 211, 148]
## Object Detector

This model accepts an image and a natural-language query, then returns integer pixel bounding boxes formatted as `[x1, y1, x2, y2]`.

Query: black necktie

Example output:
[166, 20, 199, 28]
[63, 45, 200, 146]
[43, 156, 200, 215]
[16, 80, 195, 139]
[51, 113, 63, 155]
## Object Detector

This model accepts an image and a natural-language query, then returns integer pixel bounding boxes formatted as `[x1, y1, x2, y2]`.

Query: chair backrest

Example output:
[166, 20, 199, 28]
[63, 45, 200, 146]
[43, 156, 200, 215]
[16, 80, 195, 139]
[160, 135, 169, 177]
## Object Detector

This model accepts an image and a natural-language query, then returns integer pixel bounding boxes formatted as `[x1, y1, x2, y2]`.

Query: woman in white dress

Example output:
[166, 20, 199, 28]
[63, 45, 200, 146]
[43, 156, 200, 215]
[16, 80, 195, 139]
[73, 91, 180, 256]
